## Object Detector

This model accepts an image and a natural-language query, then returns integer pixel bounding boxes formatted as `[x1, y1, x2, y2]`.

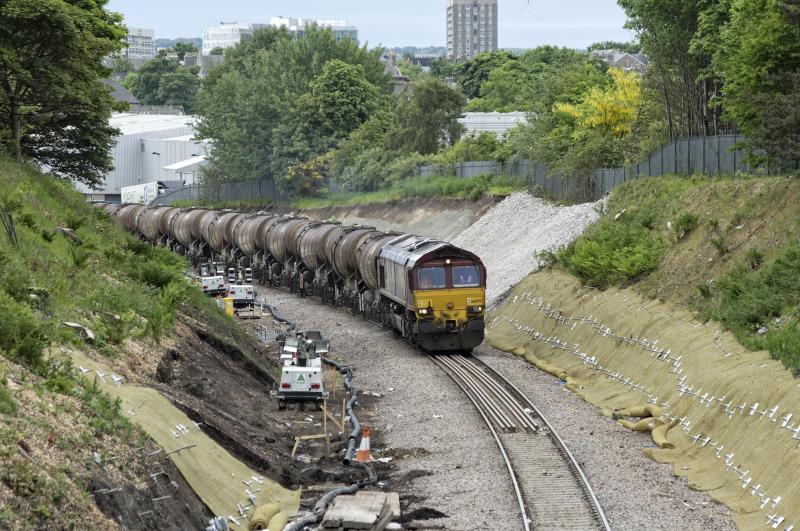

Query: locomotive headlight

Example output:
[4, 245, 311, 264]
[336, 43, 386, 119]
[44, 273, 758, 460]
[418, 307, 434, 317]
[467, 305, 483, 314]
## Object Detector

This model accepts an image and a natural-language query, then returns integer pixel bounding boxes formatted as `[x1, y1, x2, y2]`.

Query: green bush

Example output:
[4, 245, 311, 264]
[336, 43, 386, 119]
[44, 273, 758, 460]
[558, 218, 664, 288]
[711, 242, 800, 372]
[673, 212, 698, 238]
[0, 289, 48, 369]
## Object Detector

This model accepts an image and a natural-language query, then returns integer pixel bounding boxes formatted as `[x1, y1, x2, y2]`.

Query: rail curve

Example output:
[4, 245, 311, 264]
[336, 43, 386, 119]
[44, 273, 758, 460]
[431, 353, 611, 531]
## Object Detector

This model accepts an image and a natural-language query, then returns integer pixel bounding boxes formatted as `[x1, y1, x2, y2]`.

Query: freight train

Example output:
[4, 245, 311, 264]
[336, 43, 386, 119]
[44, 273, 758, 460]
[97, 204, 486, 351]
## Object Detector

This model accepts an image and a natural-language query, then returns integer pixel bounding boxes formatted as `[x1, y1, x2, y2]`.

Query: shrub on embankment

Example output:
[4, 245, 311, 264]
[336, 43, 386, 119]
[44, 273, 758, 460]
[552, 174, 800, 373]
[0, 159, 230, 527]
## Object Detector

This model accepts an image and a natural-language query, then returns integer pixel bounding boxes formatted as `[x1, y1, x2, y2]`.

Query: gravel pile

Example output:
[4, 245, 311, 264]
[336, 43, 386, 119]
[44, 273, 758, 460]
[258, 287, 519, 531]
[476, 345, 736, 531]
[453, 192, 601, 304]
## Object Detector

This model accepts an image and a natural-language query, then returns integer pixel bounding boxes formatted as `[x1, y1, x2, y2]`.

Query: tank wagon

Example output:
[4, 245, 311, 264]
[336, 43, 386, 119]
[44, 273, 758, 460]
[98, 203, 486, 352]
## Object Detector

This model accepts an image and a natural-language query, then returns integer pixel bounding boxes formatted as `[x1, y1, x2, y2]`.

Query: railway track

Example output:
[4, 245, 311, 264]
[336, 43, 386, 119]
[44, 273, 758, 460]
[430, 353, 610, 531]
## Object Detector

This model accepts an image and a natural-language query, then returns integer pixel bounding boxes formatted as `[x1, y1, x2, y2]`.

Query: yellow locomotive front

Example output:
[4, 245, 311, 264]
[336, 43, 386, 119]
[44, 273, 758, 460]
[376, 235, 486, 351]
[411, 256, 486, 350]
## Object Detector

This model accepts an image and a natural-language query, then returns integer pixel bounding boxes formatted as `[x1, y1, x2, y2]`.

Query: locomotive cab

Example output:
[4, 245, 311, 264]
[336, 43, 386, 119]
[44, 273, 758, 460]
[378, 237, 486, 351]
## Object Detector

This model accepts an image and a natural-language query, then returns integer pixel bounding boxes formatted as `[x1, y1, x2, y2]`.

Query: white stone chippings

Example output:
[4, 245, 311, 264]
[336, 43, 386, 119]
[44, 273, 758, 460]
[452, 192, 602, 304]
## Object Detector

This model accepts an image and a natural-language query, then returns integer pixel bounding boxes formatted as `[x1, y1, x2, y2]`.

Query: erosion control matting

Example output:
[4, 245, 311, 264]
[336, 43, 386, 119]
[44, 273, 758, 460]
[67, 349, 300, 525]
[487, 270, 800, 530]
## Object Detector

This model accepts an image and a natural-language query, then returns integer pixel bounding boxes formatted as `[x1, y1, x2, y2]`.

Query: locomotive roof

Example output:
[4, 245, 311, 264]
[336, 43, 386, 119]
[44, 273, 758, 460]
[380, 234, 483, 269]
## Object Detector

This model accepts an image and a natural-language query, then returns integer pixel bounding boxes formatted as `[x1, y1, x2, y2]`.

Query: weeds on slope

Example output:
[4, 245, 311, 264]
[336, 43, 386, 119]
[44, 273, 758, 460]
[704, 242, 800, 373]
[556, 177, 698, 287]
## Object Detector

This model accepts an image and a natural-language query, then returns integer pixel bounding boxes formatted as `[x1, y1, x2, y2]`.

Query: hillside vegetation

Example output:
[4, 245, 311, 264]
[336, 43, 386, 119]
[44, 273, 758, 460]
[555, 175, 800, 372]
[0, 159, 236, 528]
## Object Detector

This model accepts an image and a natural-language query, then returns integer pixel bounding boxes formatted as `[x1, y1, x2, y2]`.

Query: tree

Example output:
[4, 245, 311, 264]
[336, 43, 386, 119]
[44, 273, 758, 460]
[124, 56, 179, 104]
[713, 0, 800, 160]
[457, 51, 516, 99]
[0, 0, 126, 187]
[156, 69, 201, 113]
[617, 0, 729, 137]
[387, 78, 465, 155]
[124, 55, 200, 112]
[195, 26, 389, 184]
[209, 47, 224, 56]
[173, 41, 197, 61]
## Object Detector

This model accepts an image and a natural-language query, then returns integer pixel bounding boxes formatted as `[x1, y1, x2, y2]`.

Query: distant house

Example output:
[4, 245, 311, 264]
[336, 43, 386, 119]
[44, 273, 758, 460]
[104, 79, 139, 108]
[383, 53, 410, 95]
[590, 49, 650, 75]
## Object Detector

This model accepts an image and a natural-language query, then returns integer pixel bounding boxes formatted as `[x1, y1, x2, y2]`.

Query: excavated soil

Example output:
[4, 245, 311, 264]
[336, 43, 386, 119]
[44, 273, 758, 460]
[260, 196, 499, 241]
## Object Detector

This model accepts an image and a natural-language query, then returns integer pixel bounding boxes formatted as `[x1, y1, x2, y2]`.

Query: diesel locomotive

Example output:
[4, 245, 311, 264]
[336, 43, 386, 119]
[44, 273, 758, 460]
[99, 204, 486, 351]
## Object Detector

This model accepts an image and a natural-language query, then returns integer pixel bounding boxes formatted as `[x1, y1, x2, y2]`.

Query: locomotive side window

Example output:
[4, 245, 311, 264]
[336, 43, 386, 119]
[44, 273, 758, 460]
[418, 267, 446, 289]
[379, 265, 386, 288]
[452, 265, 480, 287]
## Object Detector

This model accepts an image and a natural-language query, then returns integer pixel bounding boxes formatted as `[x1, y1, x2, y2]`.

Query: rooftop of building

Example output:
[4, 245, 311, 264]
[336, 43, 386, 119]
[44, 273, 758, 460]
[110, 113, 195, 135]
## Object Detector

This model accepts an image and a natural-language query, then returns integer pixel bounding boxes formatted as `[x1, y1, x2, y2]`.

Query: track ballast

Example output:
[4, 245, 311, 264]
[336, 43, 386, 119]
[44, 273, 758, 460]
[431, 353, 610, 531]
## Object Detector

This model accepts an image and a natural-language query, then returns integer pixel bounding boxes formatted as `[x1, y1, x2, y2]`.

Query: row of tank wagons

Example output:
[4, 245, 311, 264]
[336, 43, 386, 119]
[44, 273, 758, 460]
[98, 203, 408, 298]
[276, 330, 328, 411]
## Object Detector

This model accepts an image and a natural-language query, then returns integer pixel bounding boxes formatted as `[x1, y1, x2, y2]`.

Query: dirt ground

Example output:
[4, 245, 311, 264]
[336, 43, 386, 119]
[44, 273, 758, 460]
[254, 196, 499, 241]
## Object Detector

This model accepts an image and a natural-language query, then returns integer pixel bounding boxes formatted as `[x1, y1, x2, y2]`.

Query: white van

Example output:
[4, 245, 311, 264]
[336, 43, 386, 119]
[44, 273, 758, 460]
[227, 284, 255, 307]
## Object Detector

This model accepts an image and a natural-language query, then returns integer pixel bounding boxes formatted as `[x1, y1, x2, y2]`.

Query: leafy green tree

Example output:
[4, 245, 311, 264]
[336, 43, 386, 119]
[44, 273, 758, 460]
[430, 58, 459, 79]
[270, 60, 382, 181]
[713, 0, 800, 160]
[617, 0, 728, 137]
[156, 69, 201, 113]
[457, 51, 516, 99]
[124, 56, 179, 104]
[387, 78, 466, 155]
[0, 0, 126, 186]
[172, 41, 197, 61]
[124, 55, 200, 112]
[209, 47, 224, 56]
[196, 26, 388, 184]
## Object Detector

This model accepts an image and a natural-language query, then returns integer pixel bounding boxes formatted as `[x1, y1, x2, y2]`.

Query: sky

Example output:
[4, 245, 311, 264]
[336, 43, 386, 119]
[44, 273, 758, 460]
[107, 0, 634, 49]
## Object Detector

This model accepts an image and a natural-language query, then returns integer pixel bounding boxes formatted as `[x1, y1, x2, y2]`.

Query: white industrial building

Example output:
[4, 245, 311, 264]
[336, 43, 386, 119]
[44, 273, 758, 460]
[77, 113, 209, 202]
[459, 112, 528, 138]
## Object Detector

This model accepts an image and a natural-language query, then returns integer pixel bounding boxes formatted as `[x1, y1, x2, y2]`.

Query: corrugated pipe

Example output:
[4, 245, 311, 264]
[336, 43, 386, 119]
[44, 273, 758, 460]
[257, 295, 296, 331]
[283, 359, 375, 531]
[321, 357, 361, 465]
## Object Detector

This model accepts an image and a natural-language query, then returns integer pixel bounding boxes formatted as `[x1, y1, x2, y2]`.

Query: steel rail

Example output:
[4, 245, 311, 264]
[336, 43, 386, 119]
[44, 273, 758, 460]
[436, 355, 515, 431]
[430, 355, 532, 531]
[470, 355, 612, 531]
[453, 354, 538, 432]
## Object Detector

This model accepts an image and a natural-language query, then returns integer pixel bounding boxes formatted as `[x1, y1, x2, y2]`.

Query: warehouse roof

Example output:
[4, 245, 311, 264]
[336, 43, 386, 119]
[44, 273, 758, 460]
[458, 112, 529, 138]
[110, 113, 194, 135]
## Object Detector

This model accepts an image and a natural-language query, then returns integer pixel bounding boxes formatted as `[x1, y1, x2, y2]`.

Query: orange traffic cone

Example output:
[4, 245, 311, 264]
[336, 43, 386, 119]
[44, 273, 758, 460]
[355, 425, 373, 463]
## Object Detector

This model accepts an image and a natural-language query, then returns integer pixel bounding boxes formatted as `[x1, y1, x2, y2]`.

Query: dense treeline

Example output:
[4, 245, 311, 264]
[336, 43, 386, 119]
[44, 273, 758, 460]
[619, 0, 800, 161]
[190, 2, 800, 196]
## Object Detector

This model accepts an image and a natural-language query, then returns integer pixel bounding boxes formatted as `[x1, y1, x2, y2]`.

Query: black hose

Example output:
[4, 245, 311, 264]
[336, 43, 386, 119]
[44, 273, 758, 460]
[321, 356, 361, 464]
[257, 300, 377, 531]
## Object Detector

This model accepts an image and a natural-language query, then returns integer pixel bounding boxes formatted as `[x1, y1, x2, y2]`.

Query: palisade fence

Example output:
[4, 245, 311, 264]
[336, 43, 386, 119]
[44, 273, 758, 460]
[151, 178, 344, 206]
[419, 134, 800, 203]
[152, 135, 798, 206]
